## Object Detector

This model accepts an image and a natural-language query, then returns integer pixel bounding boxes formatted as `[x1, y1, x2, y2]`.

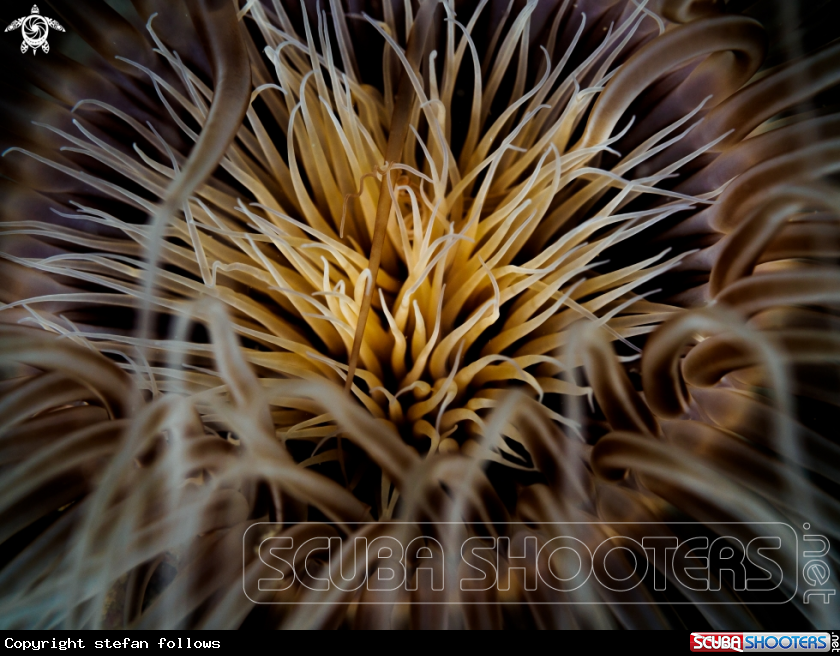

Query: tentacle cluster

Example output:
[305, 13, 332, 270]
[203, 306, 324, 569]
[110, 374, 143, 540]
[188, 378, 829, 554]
[0, 0, 838, 629]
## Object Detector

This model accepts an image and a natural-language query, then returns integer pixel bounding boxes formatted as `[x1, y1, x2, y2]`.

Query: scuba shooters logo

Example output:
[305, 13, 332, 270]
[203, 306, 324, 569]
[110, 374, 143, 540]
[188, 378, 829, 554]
[690, 633, 836, 652]
[4, 5, 64, 55]
[243, 521, 801, 603]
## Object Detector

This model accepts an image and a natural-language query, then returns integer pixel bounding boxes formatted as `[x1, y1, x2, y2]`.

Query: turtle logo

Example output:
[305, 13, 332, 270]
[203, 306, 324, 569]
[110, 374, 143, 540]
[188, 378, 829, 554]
[5, 5, 64, 55]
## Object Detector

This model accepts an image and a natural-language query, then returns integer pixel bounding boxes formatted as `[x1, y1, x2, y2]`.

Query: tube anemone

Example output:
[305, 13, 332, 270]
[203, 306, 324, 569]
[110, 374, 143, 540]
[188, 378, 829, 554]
[0, 0, 838, 629]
